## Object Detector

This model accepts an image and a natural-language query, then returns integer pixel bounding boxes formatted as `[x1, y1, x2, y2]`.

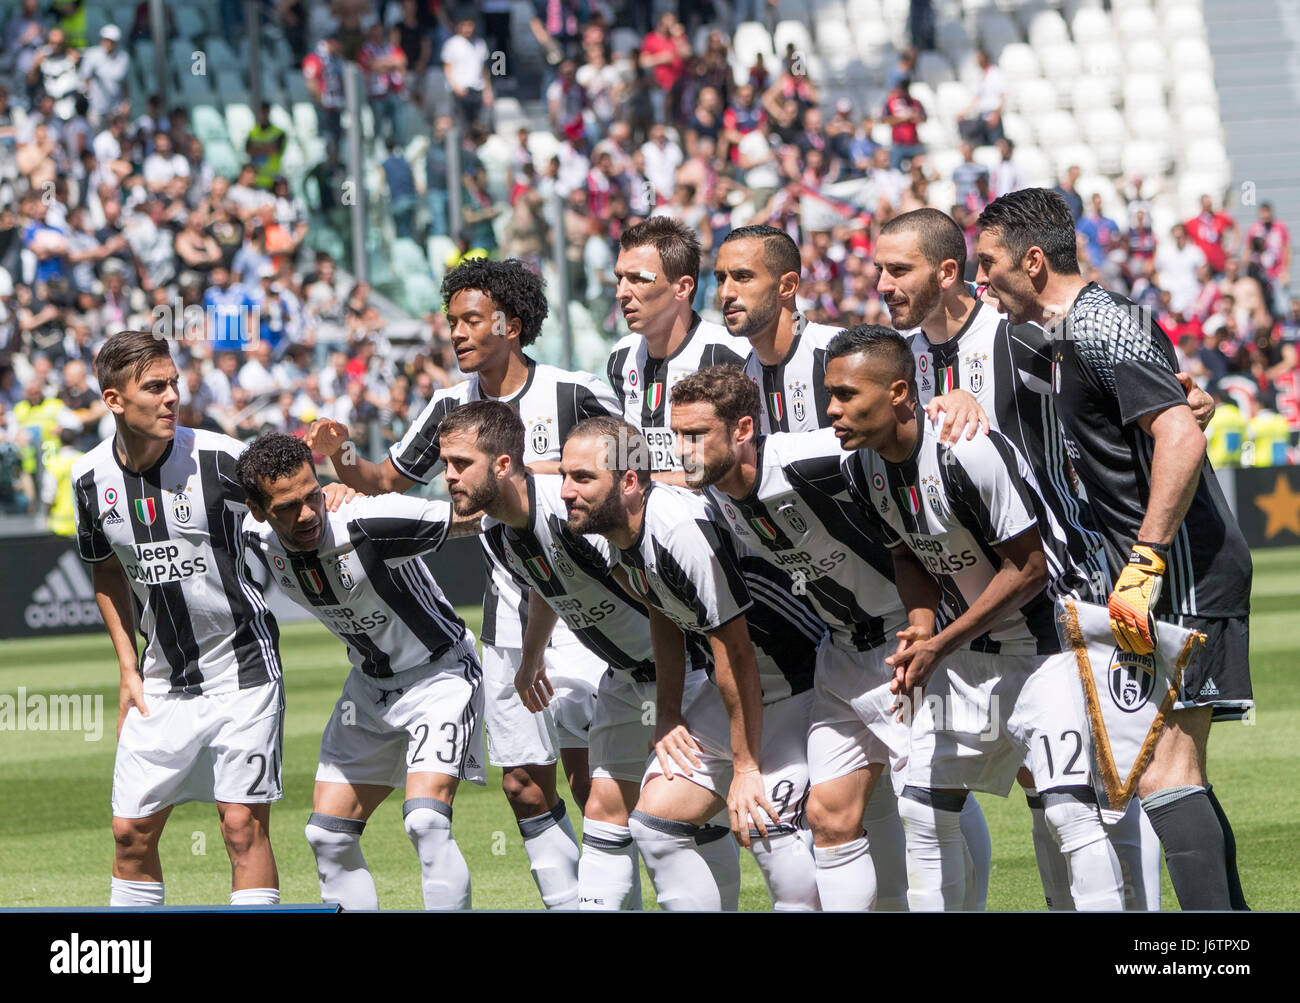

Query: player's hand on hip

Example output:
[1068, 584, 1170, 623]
[1109, 543, 1166, 655]
[728, 768, 778, 848]
[320, 480, 357, 512]
[1176, 371, 1216, 430]
[305, 418, 349, 459]
[117, 672, 148, 740]
[925, 389, 989, 445]
[652, 713, 701, 780]
[514, 657, 554, 713]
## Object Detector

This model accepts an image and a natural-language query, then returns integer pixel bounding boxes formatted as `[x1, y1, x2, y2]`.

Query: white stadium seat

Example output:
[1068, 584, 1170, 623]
[1010, 78, 1057, 117]
[1033, 109, 1081, 148]
[1078, 43, 1122, 79]
[1162, 4, 1208, 40]
[1122, 139, 1169, 178]
[1070, 7, 1114, 46]
[1173, 71, 1219, 110]
[1170, 38, 1214, 75]
[1027, 10, 1070, 48]
[1185, 136, 1231, 177]
[733, 22, 776, 65]
[1050, 142, 1099, 179]
[998, 44, 1042, 84]
[1124, 73, 1166, 112]
[1037, 42, 1083, 82]
[1013, 145, 1054, 188]
[936, 80, 974, 121]
[1177, 102, 1224, 142]
[1126, 105, 1174, 147]
[773, 20, 814, 57]
[999, 111, 1032, 146]
[1073, 72, 1121, 108]
[1115, 7, 1160, 38]
[1124, 39, 1168, 79]
[972, 144, 1002, 171]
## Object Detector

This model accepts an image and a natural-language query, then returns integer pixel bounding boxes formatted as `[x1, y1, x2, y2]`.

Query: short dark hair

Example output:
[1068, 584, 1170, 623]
[94, 330, 174, 392]
[670, 366, 760, 429]
[826, 324, 915, 386]
[441, 257, 548, 347]
[720, 224, 802, 281]
[976, 188, 1080, 275]
[437, 400, 525, 468]
[565, 415, 651, 488]
[880, 207, 967, 277]
[235, 432, 315, 507]
[619, 215, 701, 289]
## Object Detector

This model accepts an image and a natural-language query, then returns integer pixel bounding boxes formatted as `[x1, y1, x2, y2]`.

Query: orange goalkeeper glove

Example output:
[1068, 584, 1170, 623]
[1108, 542, 1167, 655]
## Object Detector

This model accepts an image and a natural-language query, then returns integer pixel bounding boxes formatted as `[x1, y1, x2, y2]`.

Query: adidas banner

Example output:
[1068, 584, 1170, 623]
[0, 534, 489, 639]
[1056, 598, 1206, 817]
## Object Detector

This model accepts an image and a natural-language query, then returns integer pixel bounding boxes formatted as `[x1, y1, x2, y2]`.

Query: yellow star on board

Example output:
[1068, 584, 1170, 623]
[1255, 473, 1300, 539]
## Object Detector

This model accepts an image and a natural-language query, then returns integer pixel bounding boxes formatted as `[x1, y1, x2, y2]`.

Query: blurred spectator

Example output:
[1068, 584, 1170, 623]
[882, 76, 926, 170]
[78, 25, 128, 126]
[1243, 202, 1291, 313]
[380, 139, 418, 239]
[958, 49, 1005, 146]
[1077, 194, 1120, 270]
[442, 15, 493, 130]
[245, 103, 287, 191]
[303, 33, 345, 156]
[358, 21, 408, 147]
[640, 12, 690, 125]
[1053, 165, 1083, 221]
[1156, 223, 1207, 316]
[1186, 193, 1237, 276]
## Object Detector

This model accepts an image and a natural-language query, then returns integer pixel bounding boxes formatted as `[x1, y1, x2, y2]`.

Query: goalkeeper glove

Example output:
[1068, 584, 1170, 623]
[1108, 542, 1167, 655]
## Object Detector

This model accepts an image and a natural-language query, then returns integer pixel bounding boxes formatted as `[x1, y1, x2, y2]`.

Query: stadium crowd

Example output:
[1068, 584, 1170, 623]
[0, 0, 1295, 529]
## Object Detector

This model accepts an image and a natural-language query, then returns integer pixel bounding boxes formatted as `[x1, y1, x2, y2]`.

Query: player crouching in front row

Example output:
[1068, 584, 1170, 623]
[237, 433, 485, 910]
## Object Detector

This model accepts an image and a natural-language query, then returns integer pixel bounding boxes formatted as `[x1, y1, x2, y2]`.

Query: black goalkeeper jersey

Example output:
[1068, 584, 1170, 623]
[1053, 282, 1251, 618]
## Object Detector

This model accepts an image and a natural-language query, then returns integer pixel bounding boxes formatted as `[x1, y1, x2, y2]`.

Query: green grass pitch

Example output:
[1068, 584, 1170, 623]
[2, 548, 1297, 910]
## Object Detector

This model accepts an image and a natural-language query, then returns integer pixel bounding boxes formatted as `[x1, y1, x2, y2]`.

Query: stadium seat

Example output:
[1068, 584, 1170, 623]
[734, 22, 776, 65]
[1162, 3, 1208, 40]
[1177, 102, 1224, 143]
[1123, 73, 1166, 113]
[999, 110, 1032, 146]
[1080, 106, 1127, 173]
[1185, 136, 1231, 179]
[773, 20, 814, 57]
[1127, 105, 1174, 147]
[391, 238, 430, 277]
[916, 51, 955, 87]
[1026, 9, 1070, 48]
[927, 147, 964, 181]
[1078, 43, 1121, 79]
[1037, 42, 1082, 83]
[1121, 139, 1169, 179]
[1050, 142, 1098, 178]
[853, 21, 892, 62]
[191, 104, 229, 146]
[1000, 43, 1044, 86]
[815, 18, 856, 58]
[225, 103, 256, 154]
[1070, 7, 1114, 46]
[972, 144, 1001, 171]
[1172, 71, 1219, 110]
[1009, 78, 1056, 117]
[1033, 109, 1081, 148]
[974, 11, 1018, 57]
[1115, 7, 1159, 38]
[1012, 145, 1054, 188]
[935, 80, 974, 122]
[175, 8, 204, 38]
[1124, 38, 1167, 79]
[1073, 72, 1120, 108]
[1169, 38, 1214, 75]
[1177, 173, 1228, 218]
[204, 142, 243, 180]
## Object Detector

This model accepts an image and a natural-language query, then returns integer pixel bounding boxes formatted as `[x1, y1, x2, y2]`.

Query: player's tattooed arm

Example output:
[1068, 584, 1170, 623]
[925, 389, 990, 446]
[648, 607, 700, 778]
[93, 555, 148, 738]
[516, 591, 558, 713]
[892, 528, 1049, 700]
[707, 615, 777, 847]
[306, 418, 415, 496]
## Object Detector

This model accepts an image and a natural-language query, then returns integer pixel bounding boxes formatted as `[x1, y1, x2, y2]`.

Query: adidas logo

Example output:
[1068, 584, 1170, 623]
[103, 508, 124, 526]
[25, 551, 103, 630]
[466, 755, 480, 769]
[1199, 677, 1220, 697]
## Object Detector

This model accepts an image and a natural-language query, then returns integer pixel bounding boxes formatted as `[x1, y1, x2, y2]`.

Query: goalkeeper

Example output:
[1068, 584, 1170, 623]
[974, 188, 1254, 911]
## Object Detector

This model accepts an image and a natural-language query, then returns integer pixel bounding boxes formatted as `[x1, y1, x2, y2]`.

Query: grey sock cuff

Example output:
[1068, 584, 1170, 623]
[582, 830, 634, 851]
[518, 798, 567, 839]
[901, 785, 968, 813]
[403, 797, 452, 820]
[1040, 785, 1098, 808]
[1140, 785, 1206, 813]
[307, 812, 366, 835]
[629, 809, 699, 839]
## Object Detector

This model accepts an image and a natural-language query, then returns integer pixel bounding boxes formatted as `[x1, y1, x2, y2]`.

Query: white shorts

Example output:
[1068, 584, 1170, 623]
[901, 649, 1093, 797]
[112, 679, 285, 819]
[316, 637, 486, 789]
[643, 687, 814, 831]
[807, 637, 909, 786]
[481, 638, 605, 768]
[590, 669, 712, 784]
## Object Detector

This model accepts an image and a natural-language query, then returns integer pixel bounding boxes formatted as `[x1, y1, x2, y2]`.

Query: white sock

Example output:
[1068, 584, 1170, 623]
[1106, 798, 1159, 910]
[230, 887, 279, 906]
[897, 787, 971, 911]
[959, 794, 991, 911]
[578, 818, 641, 910]
[862, 775, 908, 911]
[109, 877, 164, 907]
[814, 836, 876, 911]
[1043, 793, 1125, 911]
[517, 798, 580, 910]
[1026, 789, 1074, 910]
[403, 798, 471, 910]
[305, 813, 378, 910]
[750, 829, 819, 911]
[628, 811, 739, 911]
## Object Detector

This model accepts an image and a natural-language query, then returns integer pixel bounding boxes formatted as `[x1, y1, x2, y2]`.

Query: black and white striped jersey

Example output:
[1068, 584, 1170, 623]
[388, 357, 619, 647]
[744, 315, 843, 433]
[616, 483, 820, 702]
[606, 312, 751, 471]
[242, 493, 468, 679]
[908, 300, 1101, 599]
[706, 428, 907, 652]
[72, 427, 281, 696]
[482, 474, 687, 684]
[842, 417, 1063, 656]
[1054, 282, 1251, 617]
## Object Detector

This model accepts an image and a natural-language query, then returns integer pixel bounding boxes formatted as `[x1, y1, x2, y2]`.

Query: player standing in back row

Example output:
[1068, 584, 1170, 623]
[976, 188, 1253, 910]
[606, 215, 751, 478]
[72, 330, 283, 907]
[306, 258, 616, 909]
